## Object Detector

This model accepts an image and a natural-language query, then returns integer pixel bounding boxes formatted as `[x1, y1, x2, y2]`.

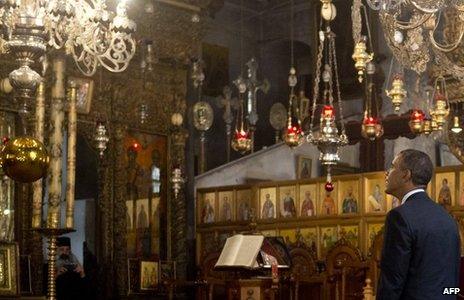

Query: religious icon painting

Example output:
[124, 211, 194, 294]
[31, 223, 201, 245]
[140, 260, 158, 290]
[279, 228, 297, 245]
[435, 172, 455, 207]
[151, 197, 160, 255]
[337, 178, 360, 215]
[319, 182, 338, 216]
[199, 192, 216, 224]
[319, 226, 338, 256]
[126, 200, 134, 231]
[458, 172, 464, 207]
[259, 187, 277, 220]
[279, 186, 297, 218]
[338, 225, 359, 247]
[297, 155, 312, 179]
[364, 174, 386, 214]
[218, 191, 234, 222]
[135, 199, 149, 230]
[299, 227, 318, 255]
[299, 184, 317, 217]
[236, 189, 253, 222]
[366, 223, 384, 252]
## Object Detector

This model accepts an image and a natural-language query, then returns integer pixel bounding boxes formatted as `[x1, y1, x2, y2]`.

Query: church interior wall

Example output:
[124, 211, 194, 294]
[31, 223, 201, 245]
[195, 141, 360, 189]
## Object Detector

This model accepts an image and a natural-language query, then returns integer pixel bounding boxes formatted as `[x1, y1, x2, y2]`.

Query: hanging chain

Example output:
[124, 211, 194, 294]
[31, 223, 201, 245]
[362, 4, 374, 52]
[240, 0, 244, 76]
[331, 35, 346, 136]
[309, 36, 325, 135]
[290, 0, 295, 68]
[352, 0, 362, 43]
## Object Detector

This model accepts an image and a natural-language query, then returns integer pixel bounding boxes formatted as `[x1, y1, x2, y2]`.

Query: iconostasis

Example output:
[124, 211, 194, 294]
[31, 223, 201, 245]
[196, 166, 464, 264]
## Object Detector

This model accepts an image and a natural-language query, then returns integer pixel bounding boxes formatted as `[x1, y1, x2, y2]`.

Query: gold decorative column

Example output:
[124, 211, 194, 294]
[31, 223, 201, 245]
[65, 82, 77, 229]
[32, 82, 45, 228]
[47, 58, 66, 229]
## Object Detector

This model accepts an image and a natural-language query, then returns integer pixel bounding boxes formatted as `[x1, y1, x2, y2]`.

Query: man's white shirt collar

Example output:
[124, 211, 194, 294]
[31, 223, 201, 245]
[401, 188, 425, 205]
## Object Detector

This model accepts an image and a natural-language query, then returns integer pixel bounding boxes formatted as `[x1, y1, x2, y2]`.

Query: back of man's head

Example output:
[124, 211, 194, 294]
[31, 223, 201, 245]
[398, 149, 433, 187]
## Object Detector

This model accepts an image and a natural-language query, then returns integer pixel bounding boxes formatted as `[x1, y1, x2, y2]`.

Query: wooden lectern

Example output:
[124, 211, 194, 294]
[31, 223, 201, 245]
[214, 235, 290, 300]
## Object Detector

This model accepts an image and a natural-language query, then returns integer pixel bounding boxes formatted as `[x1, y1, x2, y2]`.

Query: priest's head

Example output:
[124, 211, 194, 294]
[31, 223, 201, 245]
[385, 149, 433, 199]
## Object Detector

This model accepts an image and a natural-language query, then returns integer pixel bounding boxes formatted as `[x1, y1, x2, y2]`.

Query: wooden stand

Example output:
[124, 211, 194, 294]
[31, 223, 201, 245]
[226, 277, 277, 300]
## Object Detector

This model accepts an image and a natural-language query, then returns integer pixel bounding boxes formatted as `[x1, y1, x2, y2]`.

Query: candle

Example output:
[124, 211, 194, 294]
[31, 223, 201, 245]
[32, 82, 45, 228]
[47, 58, 65, 229]
[65, 82, 77, 229]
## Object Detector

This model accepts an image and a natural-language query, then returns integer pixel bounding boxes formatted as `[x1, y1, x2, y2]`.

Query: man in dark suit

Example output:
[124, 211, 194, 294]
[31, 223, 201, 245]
[377, 149, 460, 299]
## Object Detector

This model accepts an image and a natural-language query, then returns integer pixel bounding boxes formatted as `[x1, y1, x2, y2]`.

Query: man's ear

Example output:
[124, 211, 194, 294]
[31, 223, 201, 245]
[403, 169, 412, 182]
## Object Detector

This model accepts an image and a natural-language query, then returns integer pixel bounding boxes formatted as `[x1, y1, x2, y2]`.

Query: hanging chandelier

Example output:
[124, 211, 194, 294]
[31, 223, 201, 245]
[307, 1, 348, 190]
[1, 0, 136, 101]
[369, 0, 464, 78]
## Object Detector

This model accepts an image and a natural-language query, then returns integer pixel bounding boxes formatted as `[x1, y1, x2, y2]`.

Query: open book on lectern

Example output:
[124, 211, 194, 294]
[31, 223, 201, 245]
[214, 234, 291, 270]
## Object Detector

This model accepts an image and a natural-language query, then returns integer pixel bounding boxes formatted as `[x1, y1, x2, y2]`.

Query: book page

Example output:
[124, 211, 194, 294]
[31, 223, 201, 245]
[215, 235, 244, 266]
[233, 235, 264, 267]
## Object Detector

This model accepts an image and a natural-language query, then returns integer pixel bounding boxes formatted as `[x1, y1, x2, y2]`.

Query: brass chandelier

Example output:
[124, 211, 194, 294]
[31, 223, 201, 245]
[373, 1, 464, 76]
[1, 0, 136, 101]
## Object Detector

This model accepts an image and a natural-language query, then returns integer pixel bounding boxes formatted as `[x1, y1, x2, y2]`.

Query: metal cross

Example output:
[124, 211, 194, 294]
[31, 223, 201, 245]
[245, 58, 270, 152]
[217, 85, 239, 162]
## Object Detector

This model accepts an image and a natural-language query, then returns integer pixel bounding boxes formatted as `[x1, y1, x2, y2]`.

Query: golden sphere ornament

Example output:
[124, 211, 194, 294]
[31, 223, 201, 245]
[0, 136, 50, 183]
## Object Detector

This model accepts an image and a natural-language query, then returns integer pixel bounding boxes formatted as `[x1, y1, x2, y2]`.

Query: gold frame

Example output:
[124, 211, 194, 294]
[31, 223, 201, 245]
[0, 242, 19, 297]
[363, 172, 387, 214]
[296, 155, 312, 179]
[68, 76, 94, 114]
[195, 167, 464, 262]
[278, 185, 298, 219]
[434, 171, 456, 207]
[337, 175, 362, 215]
[140, 260, 158, 291]
[217, 190, 235, 222]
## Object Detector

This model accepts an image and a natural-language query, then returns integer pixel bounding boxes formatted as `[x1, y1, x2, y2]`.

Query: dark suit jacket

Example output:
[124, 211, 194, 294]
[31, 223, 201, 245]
[377, 191, 460, 300]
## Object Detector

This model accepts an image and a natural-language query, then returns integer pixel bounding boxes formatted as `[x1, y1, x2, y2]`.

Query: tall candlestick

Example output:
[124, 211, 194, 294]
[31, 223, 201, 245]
[32, 82, 45, 228]
[47, 58, 66, 229]
[65, 82, 77, 229]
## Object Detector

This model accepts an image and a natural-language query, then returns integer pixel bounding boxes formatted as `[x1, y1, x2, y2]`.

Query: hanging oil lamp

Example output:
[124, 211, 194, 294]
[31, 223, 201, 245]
[361, 61, 383, 141]
[231, 124, 251, 154]
[429, 81, 449, 131]
[409, 109, 425, 134]
[361, 114, 383, 141]
[352, 36, 373, 83]
[283, 67, 304, 148]
[307, 4, 348, 189]
[283, 3, 304, 148]
[386, 74, 407, 113]
[231, 81, 251, 154]
[422, 118, 433, 136]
